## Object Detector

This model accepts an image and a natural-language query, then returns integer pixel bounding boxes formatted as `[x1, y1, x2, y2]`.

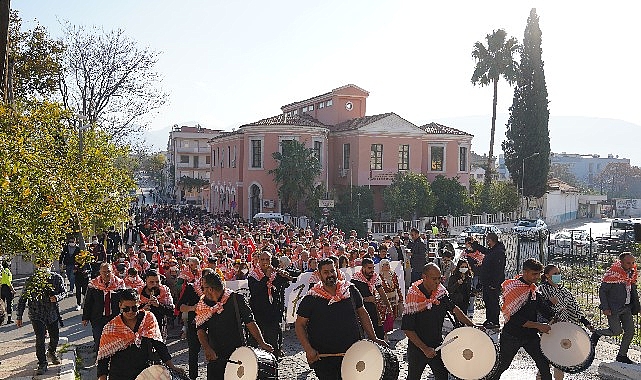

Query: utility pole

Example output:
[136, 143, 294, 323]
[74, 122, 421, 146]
[0, 0, 10, 103]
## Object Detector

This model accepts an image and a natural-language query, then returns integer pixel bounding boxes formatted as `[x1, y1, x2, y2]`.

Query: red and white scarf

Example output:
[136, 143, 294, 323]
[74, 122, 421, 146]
[124, 275, 145, 290]
[89, 275, 125, 292]
[465, 250, 485, 266]
[352, 270, 381, 295]
[403, 280, 448, 315]
[603, 260, 638, 293]
[248, 266, 277, 303]
[307, 279, 351, 305]
[97, 311, 163, 361]
[179, 267, 199, 283]
[139, 284, 174, 308]
[194, 288, 233, 327]
[501, 277, 537, 321]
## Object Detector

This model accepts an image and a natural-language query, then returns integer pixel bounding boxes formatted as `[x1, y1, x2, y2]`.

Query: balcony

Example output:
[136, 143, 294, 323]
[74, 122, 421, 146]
[175, 146, 211, 154]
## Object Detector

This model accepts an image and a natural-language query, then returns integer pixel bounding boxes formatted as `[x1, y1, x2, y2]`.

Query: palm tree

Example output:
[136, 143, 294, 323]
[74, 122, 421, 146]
[471, 29, 519, 185]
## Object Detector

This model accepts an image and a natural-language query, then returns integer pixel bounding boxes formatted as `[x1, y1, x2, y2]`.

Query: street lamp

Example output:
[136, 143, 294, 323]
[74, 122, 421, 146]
[357, 192, 361, 219]
[521, 152, 540, 218]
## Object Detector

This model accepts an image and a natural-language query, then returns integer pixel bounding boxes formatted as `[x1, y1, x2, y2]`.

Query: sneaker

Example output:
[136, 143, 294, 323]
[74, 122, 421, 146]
[47, 351, 61, 365]
[6, 318, 13, 324]
[36, 364, 48, 375]
[590, 332, 600, 347]
[616, 355, 636, 364]
[75, 305, 82, 311]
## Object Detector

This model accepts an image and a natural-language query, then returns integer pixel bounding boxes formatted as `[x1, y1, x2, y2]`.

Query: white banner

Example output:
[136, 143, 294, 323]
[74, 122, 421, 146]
[283, 261, 406, 323]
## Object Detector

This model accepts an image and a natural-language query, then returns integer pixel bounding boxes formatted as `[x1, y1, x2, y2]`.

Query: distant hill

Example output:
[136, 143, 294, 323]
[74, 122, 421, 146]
[433, 115, 641, 166]
[143, 116, 641, 167]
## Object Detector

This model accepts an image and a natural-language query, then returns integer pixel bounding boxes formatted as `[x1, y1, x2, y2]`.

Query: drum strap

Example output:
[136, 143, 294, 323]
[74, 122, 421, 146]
[232, 293, 247, 346]
[349, 287, 364, 339]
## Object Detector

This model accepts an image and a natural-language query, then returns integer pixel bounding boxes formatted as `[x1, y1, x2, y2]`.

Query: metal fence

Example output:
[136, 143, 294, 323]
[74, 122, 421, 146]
[503, 230, 641, 347]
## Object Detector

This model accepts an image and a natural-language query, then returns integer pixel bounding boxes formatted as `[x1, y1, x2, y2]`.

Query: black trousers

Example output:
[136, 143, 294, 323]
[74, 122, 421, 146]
[406, 343, 449, 380]
[187, 322, 201, 380]
[252, 319, 281, 356]
[1, 284, 13, 316]
[206, 352, 231, 380]
[33, 319, 60, 367]
[489, 331, 551, 380]
[75, 278, 88, 306]
[483, 286, 501, 325]
[91, 316, 110, 351]
[311, 356, 343, 380]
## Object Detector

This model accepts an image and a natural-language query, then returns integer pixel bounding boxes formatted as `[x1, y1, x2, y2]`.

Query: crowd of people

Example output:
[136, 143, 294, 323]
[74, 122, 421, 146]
[9, 204, 640, 379]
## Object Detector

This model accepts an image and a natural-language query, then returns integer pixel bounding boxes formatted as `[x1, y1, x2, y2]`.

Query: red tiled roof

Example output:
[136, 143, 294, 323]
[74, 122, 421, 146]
[418, 122, 473, 136]
[280, 84, 369, 111]
[331, 113, 396, 132]
[241, 113, 327, 128]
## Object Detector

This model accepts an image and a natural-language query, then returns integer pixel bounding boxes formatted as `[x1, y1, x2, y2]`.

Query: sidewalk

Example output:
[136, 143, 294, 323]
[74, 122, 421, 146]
[0, 336, 75, 380]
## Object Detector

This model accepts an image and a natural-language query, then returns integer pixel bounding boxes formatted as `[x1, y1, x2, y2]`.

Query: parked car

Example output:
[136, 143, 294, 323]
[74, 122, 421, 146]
[512, 219, 548, 240]
[456, 224, 502, 246]
[596, 230, 636, 254]
[551, 230, 594, 248]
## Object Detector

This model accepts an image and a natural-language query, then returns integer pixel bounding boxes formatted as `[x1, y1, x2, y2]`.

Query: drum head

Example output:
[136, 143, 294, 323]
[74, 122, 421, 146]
[441, 327, 497, 380]
[136, 365, 172, 380]
[341, 340, 384, 380]
[540, 322, 591, 368]
[225, 346, 259, 380]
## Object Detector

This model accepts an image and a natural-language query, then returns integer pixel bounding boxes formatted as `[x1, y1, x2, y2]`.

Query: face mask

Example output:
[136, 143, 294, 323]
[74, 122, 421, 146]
[68, 243, 75, 247]
[459, 267, 469, 273]
[241, 268, 249, 275]
[551, 274, 562, 284]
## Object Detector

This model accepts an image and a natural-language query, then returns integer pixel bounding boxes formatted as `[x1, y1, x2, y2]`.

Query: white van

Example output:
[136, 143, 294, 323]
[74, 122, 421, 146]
[252, 212, 283, 222]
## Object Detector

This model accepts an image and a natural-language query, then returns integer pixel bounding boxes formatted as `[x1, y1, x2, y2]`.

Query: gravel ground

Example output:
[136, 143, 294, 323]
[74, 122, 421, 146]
[76, 310, 641, 380]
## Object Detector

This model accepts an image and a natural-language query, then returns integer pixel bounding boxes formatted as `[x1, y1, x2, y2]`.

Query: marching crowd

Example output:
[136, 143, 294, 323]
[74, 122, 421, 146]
[7, 204, 640, 380]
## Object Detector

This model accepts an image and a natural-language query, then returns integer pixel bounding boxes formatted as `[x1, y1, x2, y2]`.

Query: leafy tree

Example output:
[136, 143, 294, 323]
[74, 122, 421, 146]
[59, 24, 167, 142]
[489, 181, 520, 213]
[8, 10, 64, 102]
[383, 172, 434, 220]
[595, 162, 641, 197]
[503, 8, 551, 198]
[333, 186, 374, 236]
[0, 101, 134, 264]
[177, 176, 209, 192]
[471, 29, 519, 186]
[269, 140, 322, 216]
[549, 163, 582, 188]
[431, 175, 469, 215]
[139, 151, 166, 185]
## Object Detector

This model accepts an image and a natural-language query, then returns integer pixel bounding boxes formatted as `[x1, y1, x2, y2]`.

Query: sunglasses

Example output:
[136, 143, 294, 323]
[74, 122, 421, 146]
[121, 306, 138, 313]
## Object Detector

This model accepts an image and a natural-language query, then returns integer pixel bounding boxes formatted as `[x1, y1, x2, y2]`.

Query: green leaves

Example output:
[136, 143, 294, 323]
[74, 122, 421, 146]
[383, 172, 435, 220]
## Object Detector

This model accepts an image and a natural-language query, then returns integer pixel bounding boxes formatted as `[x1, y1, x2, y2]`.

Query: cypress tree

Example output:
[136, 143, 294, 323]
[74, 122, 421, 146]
[502, 8, 551, 198]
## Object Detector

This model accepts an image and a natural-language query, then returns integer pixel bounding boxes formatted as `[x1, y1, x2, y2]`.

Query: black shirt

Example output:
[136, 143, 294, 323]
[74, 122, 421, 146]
[248, 273, 289, 324]
[401, 284, 455, 348]
[502, 278, 554, 339]
[176, 282, 199, 324]
[197, 292, 254, 358]
[351, 278, 381, 324]
[296, 285, 363, 354]
[97, 313, 171, 380]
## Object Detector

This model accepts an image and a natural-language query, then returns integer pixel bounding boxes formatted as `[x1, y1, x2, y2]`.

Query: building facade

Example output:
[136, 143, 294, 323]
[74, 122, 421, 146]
[165, 125, 221, 208]
[550, 152, 630, 187]
[207, 84, 474, 219]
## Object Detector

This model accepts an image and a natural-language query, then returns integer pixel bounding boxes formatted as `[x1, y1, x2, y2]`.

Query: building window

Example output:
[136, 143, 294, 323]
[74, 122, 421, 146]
[180, 155, 189, 164]
[431, 146, 444, 171]
[326, 99, 333, 107]
[343, 144, 350, 170]
[181, 140, 190, 148]
[293, 109, 298, 115]
[313, 141, 322, 164]
[370, 144, 383, 170]
[251, 140, 262, 168]
[459, 146, 467, 172]
[309, 104, 314, 111]
[398, 144, 410, 171]
[193, 156, 199, 168]
[205, 155, 211, 165]
[302, 106, 308, 113]
[318, 102, 324, 109]
[232, 146, 237, 168]
[212, 150, 216, 166]
[227, 146, 231, 167]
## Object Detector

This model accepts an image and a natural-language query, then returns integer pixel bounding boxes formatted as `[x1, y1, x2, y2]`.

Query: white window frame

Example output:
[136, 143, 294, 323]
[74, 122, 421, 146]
[249, 137, 264, 170]
[429, 144, 446, 172]
[370, 143, 383, 171]
[398, 144, 410, 171]
[458, 145, 469, 173]
[326, 99, 333, 107]
[278, 135, 299, 154]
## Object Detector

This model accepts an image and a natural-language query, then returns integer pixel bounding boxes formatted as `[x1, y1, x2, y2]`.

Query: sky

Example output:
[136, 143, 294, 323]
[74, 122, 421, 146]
[14, 1, 641, 163]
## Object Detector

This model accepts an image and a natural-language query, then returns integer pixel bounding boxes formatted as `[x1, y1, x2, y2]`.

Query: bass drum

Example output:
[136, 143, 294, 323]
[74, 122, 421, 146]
[440, 327, 498, 380]
[224, 346, 278, 380]
[341, 340, 399, 380]
[136, 364, 189, 380]
[540, 321, 595, 373]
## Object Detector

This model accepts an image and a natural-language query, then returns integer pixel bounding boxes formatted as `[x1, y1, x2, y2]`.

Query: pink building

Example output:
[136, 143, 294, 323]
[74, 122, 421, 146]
[208, 85, 473, 219]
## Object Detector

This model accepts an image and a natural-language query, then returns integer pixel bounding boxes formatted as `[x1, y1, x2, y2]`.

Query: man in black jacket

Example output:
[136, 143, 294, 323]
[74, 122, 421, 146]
[469, 232, 506, 329]
[407, 228, 428, 283]
[59, 237, 81, 295]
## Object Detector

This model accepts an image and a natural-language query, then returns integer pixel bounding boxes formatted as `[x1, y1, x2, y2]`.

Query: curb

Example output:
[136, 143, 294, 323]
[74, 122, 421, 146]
[58, 337, 76, 380]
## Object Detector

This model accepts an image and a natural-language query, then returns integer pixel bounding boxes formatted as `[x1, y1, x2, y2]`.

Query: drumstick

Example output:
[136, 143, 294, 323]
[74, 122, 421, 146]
[318, 353, 346, 358]
[227, 359, 242, 365]
[435, 335, 459, 351]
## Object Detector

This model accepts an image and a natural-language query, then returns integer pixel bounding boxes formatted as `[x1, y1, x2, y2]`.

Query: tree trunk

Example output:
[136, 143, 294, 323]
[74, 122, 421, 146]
[485, 78, 499, 187]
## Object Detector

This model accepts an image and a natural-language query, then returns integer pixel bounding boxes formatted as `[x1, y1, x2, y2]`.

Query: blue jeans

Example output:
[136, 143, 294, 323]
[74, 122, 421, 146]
[33, 319, 60, 367]
[65, 266, 75, 292]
